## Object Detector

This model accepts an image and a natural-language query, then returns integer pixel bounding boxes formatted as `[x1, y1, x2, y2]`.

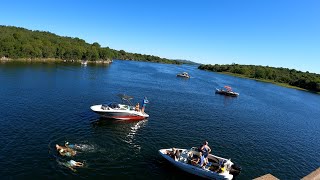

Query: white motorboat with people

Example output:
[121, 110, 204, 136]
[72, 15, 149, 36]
[90, 94, 149, 120]
[159, 147, 241, 180]
[215, 86, 239, 97]
[177, 72, 190, 78]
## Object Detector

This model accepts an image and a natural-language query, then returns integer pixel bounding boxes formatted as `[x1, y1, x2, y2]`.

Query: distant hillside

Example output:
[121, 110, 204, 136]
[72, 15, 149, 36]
[199, 63, 320, 93]
[0, 25, 181, 64]
[171, 59, 200, 65]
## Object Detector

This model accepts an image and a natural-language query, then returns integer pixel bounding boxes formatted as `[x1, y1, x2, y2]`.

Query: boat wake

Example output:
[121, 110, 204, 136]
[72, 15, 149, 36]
[124, 119, 148, 150]
[66, 143, 96, 152]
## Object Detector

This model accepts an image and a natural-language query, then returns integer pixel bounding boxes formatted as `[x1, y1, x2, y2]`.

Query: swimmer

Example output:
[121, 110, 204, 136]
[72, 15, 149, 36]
[56, 144, 77, 157]
[60, 160, 84, 172]
[65, 142, 81, 150]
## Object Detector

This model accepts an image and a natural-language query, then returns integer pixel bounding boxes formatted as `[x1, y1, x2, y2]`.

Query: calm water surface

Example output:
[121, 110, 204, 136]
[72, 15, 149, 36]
[0, 60, 319, 179]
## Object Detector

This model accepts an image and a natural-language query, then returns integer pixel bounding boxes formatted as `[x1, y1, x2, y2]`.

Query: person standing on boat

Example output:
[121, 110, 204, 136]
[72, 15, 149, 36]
[141, 97, 149, 113]
[200, 141, 211, 158]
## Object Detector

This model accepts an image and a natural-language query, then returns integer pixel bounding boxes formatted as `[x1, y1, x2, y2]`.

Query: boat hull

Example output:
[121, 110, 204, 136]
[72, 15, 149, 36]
[177, 75, 190, 78]
[215, 89, 239, 97]
[90, 105, 149, 120]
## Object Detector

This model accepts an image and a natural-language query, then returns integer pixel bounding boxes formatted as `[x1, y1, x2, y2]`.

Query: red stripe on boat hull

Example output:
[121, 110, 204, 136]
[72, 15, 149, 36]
[109, 115, 147, 121]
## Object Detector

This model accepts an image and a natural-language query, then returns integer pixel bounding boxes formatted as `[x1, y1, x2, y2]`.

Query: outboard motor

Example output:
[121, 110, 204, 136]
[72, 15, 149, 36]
[229, 163, 242, 176]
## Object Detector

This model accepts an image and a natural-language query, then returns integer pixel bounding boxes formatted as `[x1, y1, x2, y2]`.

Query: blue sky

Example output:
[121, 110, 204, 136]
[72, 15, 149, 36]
[1, 0, 319, 73]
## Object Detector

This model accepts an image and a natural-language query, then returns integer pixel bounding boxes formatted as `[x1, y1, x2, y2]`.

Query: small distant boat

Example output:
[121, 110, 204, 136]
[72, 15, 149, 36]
[177, 72, 190, 78]
[90, 94, 149, 120]
[215, 86, 239, 97]
[81, 60, 88, 66]
[159, 147, 241, 180]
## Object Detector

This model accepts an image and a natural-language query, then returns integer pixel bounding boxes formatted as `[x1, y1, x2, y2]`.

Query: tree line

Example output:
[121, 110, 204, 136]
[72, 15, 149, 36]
[0, 25, 181, 64]
[198, 64, 320, 93]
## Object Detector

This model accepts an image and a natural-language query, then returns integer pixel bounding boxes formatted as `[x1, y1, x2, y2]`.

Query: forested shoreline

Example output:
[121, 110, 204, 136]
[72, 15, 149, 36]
[2, 25, 319, 93]
[0, 25, 181, 64]
[199, 64, 320, 93]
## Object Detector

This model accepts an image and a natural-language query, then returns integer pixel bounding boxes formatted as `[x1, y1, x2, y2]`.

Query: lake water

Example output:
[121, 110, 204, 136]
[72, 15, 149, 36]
[0, 60, 319, 179]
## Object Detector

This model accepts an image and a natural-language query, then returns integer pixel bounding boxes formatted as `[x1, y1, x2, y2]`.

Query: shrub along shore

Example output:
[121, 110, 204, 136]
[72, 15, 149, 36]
[199, 64, 320, 94]
[0, 57, 112, 64]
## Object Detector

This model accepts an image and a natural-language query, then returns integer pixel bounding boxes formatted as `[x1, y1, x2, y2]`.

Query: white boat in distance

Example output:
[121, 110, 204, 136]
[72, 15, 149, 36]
[177, 72, 190, 78]
[159, 147, 241, 180]
[90, 94, 149, 120]
[215, 86, 239, 97]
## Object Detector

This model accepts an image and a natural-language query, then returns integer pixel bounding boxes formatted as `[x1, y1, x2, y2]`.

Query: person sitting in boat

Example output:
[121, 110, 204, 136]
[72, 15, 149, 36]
[200, 140, 211, 159]
[135, 103, 140, 112]
[174, 149, 181, 160]
[216, 162, 226, 173]
[165, 148, 175, 158]
[56, 144, 77, 157]
[166, 148, 180, 161]
[191, 151, 207, 168]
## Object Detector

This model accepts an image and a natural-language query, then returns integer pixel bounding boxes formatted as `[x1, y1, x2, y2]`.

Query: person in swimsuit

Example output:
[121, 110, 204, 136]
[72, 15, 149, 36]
[135, 103, 140, 112]
[60, 160, 84, 172]
[56, 144, 77, 157]
[65, 142, 81, 150]
[200, 141, 211, 158]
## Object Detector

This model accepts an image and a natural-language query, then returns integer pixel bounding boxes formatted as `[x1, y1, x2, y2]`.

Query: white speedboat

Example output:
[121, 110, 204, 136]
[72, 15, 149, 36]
[159, 147, 241, 180]
[215, 86, 239, 97]
[177, 72, 190, 78]
[81, 60, 88, 66]
[90, 94, 149, 120]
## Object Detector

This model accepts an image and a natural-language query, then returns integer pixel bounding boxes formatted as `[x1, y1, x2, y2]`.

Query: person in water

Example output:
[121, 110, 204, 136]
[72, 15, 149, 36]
[61, 160, 84, 172]
[65, 142, 81, 150]
[56, 144, 77, 157]
[141, 97, 149, 113]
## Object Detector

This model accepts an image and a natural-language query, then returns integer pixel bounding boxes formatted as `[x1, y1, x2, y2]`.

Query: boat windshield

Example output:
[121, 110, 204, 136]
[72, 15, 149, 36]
[107, 103, 120, 109]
